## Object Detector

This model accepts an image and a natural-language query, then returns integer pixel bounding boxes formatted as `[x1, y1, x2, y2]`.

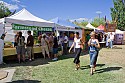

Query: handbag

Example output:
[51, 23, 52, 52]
[108, 39, 111, 42]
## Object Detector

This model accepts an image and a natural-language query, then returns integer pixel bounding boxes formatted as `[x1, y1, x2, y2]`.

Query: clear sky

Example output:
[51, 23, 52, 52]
[3, 0, 114, 21]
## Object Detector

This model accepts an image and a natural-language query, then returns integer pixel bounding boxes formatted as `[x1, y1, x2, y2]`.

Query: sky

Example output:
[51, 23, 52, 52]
[2, 0, 114, 21]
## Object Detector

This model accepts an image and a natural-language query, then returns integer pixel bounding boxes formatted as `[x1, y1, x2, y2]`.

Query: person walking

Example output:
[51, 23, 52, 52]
[88, 31, 100, 75]
[69, 32, 84, 70]
[52, 33, 58, 61]
[41, 34, 50, 59]
[15, 32, 25, 63]
[63, 33, 68, 55]
[27, 31, 34, 61]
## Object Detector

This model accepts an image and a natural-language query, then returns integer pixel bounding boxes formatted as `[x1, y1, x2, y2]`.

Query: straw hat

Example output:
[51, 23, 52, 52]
[90, 31, 96, 36]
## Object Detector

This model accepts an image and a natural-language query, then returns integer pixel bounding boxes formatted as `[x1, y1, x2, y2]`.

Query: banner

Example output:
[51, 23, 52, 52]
[105, 24, 116, 32]
[12, 24, 52, 31]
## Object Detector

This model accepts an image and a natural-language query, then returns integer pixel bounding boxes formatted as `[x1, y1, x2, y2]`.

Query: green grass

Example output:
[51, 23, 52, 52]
[1, 47, 125, 83]
[30, 55, 123, 83]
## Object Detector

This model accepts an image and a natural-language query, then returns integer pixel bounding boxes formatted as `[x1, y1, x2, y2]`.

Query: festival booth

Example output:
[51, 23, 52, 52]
[104, 24, 125, 45]
[85, 23, 97, 34]
[2, 8, 58, 56]
[84, 23, 97, 40]
[96, 24, 105, 33]
[114, 29, 124, 44]
[50, 17, 83, 47]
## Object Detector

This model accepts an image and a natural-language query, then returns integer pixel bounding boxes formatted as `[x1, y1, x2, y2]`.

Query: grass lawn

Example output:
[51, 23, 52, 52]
[0, 45, 125, 83]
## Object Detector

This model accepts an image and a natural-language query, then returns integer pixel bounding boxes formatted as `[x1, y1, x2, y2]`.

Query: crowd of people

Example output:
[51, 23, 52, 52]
[0, 30, 116, 75]
[13, 31, 70, 63]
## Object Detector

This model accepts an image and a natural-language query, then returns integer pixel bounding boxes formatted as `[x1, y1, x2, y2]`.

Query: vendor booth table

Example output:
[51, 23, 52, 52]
[3, 47, 42, 57]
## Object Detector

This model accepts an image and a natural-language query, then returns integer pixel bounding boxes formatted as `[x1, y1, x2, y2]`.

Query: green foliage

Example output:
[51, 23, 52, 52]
[91, 17, 105, 27]
[73, 21, 88, 28]
[111, 0, 125, 30]
[0, 2, 12, 18]
[80, 21, 88, 27]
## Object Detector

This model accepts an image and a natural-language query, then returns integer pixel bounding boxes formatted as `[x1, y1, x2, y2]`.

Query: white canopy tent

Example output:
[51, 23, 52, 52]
[5, 8, 56, 27]
[86, 23, 97, 31]
[115, 29, 124, 34]
[1, 8, 58, 42]
[0, 18, 4, 24]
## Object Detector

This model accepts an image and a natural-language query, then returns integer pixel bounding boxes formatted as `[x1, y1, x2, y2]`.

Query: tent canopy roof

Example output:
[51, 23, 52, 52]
[5, 8, 55, 27]
[115, 29, 124, 34]
[50, 17, 78, 28]
[86, 23, 96, 29]
[97, 24, 105, 30]
[0, 18, 4, 23]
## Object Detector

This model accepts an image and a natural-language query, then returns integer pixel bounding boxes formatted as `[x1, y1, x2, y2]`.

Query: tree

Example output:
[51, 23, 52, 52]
[73, 21, 88, 28]
[80, 21, 88, 27]
[111, 0, 125, 30]
[91, 17, 105, 27]
[0, 2, 12, 18]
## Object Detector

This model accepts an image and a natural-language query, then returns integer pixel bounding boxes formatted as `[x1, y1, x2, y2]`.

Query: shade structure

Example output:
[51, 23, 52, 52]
[86, 23, 96, 30]
[97, 24, 105, 30]
[50, 17, 78, 28]
[0, 18, 4, 24]
[115, 29, 124, 34]
[5, 8, 55, 27]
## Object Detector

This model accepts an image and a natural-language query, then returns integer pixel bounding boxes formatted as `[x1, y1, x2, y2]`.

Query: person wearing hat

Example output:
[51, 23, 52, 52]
[0, 33, 6, 64]
[88, 31, 100, 75]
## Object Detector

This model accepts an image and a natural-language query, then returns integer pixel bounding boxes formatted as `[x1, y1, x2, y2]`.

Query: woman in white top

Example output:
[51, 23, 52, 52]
[69, 32, 84, 70]
[41, 34, 50, 59]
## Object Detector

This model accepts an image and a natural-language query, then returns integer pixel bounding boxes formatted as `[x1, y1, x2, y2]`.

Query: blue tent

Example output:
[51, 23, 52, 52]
[50, 17, 79, 28]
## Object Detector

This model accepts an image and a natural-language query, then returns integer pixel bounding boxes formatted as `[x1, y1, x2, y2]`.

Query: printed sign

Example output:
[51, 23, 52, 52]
[105, 24, 116, 32]
[12, 24, 52, 31]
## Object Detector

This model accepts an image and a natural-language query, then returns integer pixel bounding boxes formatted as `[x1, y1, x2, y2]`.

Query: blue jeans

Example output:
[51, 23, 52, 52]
[89, 51, 97, 68]
[110, 40, 113, 49]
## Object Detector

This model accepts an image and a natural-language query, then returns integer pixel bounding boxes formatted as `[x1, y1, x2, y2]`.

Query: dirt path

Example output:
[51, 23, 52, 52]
[98, 45, 125, 67]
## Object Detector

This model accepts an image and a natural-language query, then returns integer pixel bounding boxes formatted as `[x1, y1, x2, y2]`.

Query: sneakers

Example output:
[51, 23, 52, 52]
[52, 58, 58, 61]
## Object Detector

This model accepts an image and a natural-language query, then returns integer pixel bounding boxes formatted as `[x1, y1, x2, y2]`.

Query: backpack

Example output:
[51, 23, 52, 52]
[17, 36, 25, 46]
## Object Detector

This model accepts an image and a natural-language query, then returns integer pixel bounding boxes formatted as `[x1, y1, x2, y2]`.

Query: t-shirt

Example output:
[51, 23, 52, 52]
[64, 36, 68, 43]
[17, 36, 25, 46]
[53, 36, 58, 48]
[86, 35, 90, 42]
[110, 34, 114, 41]
[41, 38, 48, 46]
[27, 35, 34, 47]
[74, 38, 81, 48]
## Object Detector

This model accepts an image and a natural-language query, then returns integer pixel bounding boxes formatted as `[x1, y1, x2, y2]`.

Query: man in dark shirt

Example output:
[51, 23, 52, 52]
[52, 33, 58, 61]
[27, 31, 34, 61]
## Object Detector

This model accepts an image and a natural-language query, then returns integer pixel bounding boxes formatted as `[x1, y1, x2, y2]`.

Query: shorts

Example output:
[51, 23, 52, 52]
[49, 47, 53, 52]
[16, 46, 25, 55]
[27, 47, 34, 56]
[53, 48, 58, 54]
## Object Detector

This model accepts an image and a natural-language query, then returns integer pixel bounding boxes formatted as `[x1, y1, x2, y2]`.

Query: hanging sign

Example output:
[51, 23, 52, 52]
[105, 24, 116, 32]
[12, 24, 52, 31]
